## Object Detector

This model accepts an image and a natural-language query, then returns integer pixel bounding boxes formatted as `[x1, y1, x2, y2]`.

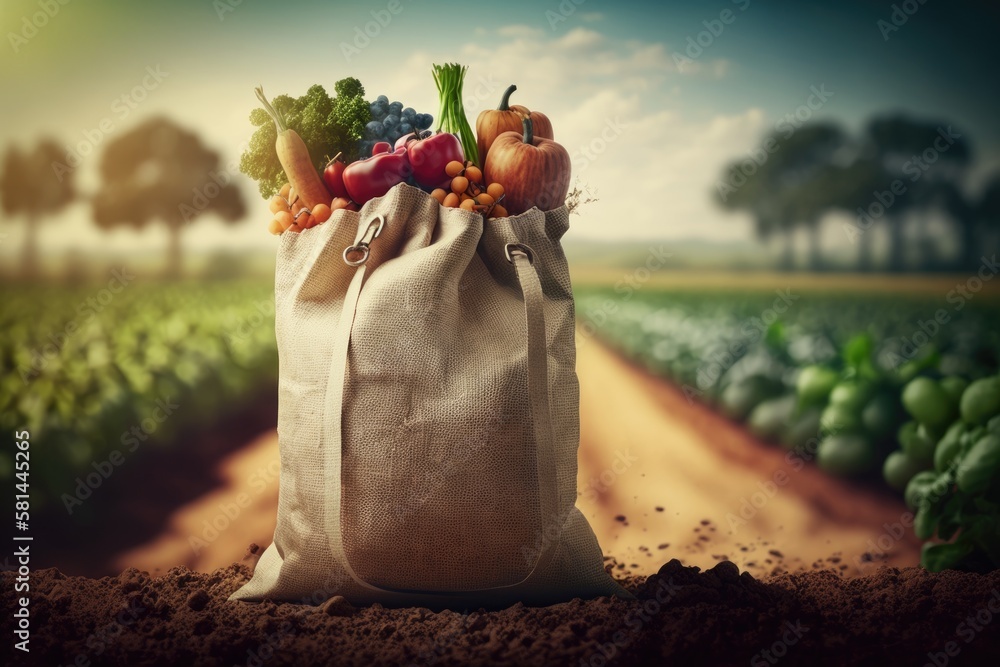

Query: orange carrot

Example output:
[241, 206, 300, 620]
[255, 86, 330, 209]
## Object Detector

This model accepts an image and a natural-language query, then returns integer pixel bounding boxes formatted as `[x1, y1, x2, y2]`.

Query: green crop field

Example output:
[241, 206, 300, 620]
[0, 280, 278, 513]
[575, 285, 1000, 572]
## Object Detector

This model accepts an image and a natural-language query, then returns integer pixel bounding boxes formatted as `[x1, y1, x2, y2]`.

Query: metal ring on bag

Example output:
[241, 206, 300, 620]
[504, 242, 534, 265]
[343, 245, 370, 266]
[343, 215, 385, 266]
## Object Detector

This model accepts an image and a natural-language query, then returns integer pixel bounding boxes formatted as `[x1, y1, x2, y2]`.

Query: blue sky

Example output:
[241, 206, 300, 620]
[1, 0, 997, 259]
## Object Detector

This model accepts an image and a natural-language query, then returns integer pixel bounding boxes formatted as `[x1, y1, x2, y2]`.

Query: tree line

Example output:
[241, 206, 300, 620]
[1, 118, 245, 278]
[715, 113, 999, 272]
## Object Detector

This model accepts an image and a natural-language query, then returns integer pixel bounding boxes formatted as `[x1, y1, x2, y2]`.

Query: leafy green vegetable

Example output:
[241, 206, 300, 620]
[934, 421, 968, 472]
[956, 433, 1000, 493]
[747, 394, 797, 441]
[882, 450, 927, 491]
[817, 433, 877, 475]
[862, 391, 900, 437]
[904, 470, 938, 510]
[795, 365, 838, 406]
[432, 63, 478, 165]
[960, 377, 1000, 425]
[240, 78, 370, 199]
[921, 541, 974, 572]
[902, 376, 956, 430]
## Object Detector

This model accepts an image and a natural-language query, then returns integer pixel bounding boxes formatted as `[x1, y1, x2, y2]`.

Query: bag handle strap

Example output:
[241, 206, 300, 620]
[506, 242, 561, 578]
[323, 226, 562, 595]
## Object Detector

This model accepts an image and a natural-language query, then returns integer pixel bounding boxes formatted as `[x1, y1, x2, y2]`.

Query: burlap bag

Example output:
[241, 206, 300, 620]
[231, 183, 629, 607]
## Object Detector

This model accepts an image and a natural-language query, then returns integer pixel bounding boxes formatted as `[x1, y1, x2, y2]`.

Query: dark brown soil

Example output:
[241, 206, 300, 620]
[4, 555, 999, 666]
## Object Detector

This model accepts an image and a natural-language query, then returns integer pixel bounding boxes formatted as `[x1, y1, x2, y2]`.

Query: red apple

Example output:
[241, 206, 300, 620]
[322, 153, 348, 199]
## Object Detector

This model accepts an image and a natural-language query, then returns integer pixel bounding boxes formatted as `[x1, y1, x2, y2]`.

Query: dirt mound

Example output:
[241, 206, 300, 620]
[4, 557, 999, 666]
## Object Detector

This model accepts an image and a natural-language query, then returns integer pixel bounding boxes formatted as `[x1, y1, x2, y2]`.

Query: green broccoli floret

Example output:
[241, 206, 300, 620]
[239, 78, 371, 199]
[334, 77, 365, 100]
[329, 77, 368, 164]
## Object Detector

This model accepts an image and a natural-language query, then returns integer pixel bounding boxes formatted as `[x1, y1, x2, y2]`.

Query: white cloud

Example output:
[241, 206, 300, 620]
[554, 27, 604, 50]
[495, 24, 546, 39]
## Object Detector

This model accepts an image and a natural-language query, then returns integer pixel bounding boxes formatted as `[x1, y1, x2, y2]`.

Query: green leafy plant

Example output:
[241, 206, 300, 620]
[908, 428, 1000, 572]
[240, 78, 370, 199]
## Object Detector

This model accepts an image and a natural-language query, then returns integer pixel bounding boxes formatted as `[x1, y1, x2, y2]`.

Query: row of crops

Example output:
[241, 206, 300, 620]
[0, 279, 277, 515]
[576, 286, 1000, 572]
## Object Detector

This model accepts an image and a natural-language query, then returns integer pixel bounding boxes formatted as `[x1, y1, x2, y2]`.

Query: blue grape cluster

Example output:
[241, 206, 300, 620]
[360, 95, 434, 156]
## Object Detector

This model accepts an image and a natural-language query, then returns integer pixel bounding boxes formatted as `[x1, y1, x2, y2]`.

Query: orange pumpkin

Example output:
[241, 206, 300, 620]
[484, 117, 570, 216]
[476, 85, 553, 169]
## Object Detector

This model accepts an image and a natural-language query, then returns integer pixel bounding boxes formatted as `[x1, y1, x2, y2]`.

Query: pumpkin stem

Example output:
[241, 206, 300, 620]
[521, 116, 534, 145]
[497, 84, 517, 111]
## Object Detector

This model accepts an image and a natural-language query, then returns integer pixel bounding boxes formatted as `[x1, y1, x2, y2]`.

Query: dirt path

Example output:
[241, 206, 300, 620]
[117, 333, 921, 577]
[574, 333, 921, 577]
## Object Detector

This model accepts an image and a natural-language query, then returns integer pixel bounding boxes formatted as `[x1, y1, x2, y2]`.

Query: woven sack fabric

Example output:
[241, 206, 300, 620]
[231, 183, 630, 607]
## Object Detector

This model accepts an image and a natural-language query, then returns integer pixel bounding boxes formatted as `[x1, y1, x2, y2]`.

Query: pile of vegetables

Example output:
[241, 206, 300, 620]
[239, 64, 573, 235]
[240, 79, 371, 199]
[897, 375, 1000, 572]
[745, 339, 1000, 572]
[575, 286, 1000, 573]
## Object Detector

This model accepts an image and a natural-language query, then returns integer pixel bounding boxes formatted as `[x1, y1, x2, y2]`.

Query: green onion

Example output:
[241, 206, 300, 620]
[431, 63, 479, 166]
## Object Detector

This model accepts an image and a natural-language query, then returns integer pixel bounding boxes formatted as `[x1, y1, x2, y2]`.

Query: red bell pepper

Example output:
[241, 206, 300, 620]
[342, 146, 411, 205]
[406, 131, 464, 189]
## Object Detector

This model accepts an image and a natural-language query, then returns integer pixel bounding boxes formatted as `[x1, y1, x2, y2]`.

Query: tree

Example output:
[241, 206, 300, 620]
[0, 139, 75, 277]
[832, 156, 888, 271]
[715, 156, 797, 269]
[972, 172, 1000, 262]
[861, 114, 971, 272]
[714, 122, 847, 270]
[766, 123, 848, 271]
[92, 117, 245, 277]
